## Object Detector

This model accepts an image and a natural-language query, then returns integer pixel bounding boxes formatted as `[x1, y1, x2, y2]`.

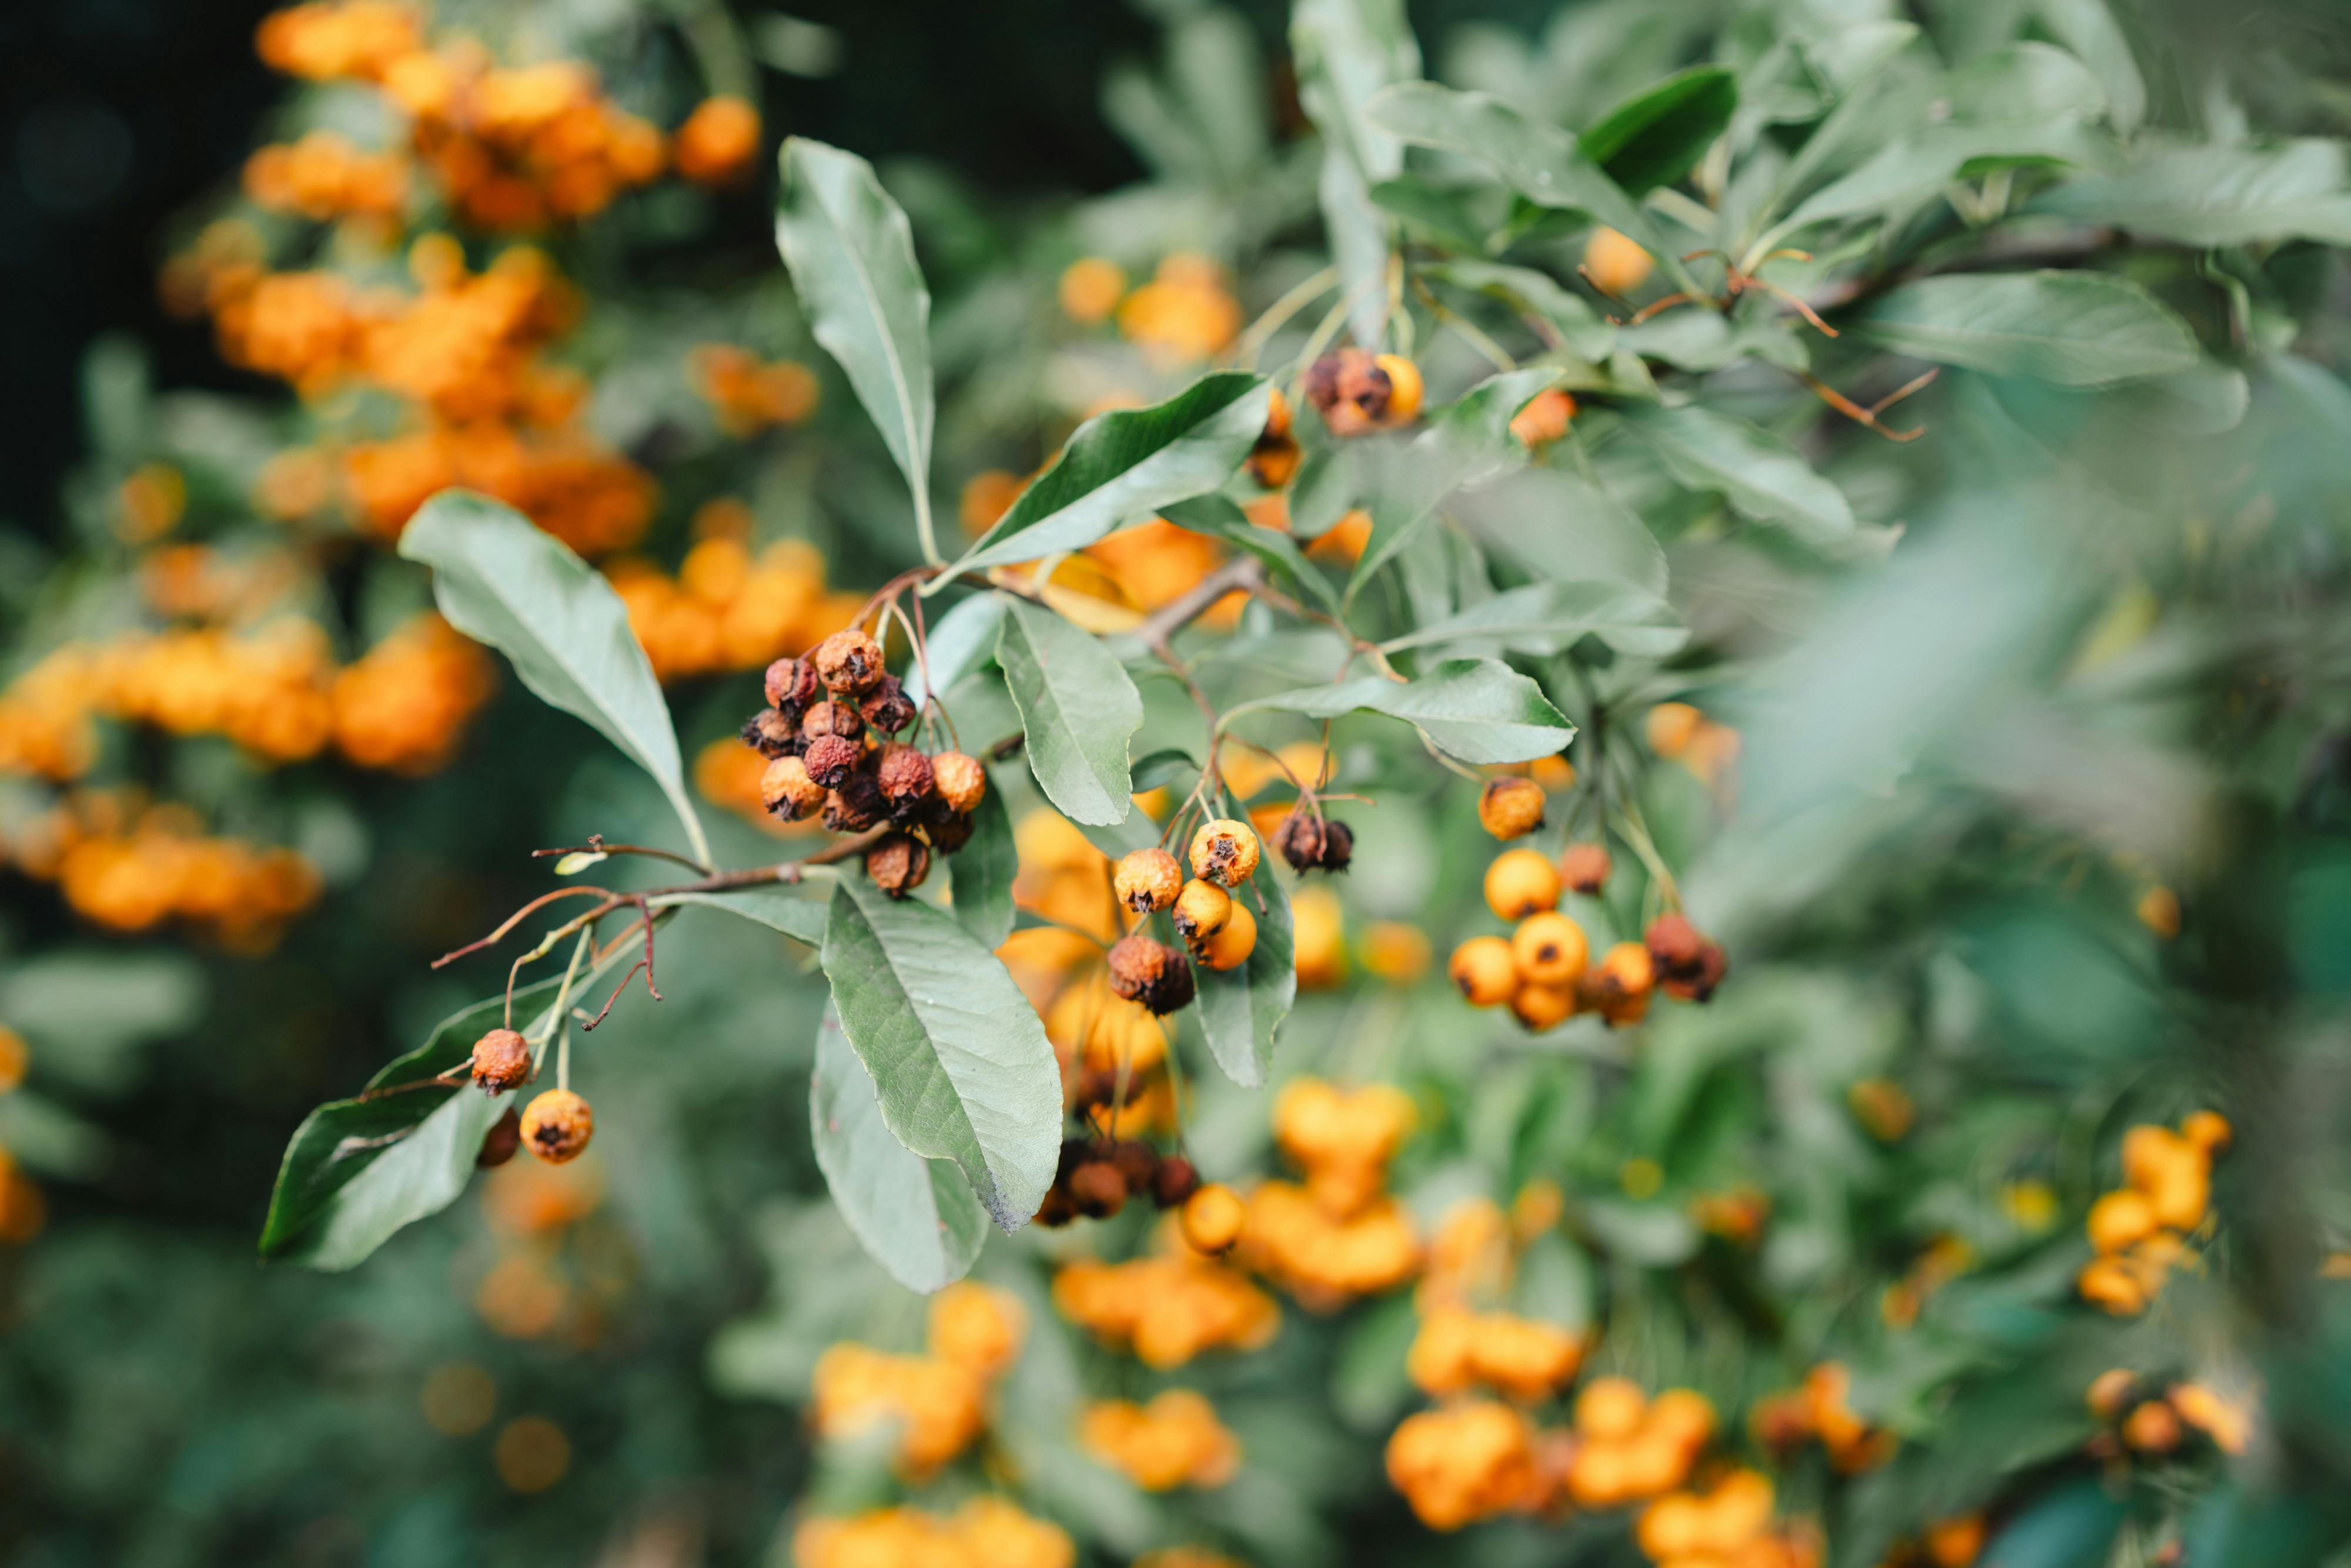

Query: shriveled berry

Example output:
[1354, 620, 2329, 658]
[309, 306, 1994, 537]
[520, 1089, 593, 1164]
[1114, 847, 1183, 913]
[764, 656, 820, 714]
[470, 1027, 533, 1094]
[875, 744, 937, 815]
[1188, 818, 1260, 887]
[1667, 943, 1727, 1002]
[801, 733, 862, 790]
[1513, 912, 1588, 987]
[1152, 1154, 1200, 1208]
[1034, 1185, 1078, 1228]
[1200, 901, 1258, 971]
[858, 674, 917, 735]
[1304, 347, 1417, 437]
[814, 628, 885, 694]
[865, 832, 931, 897]
[1315, 819, 1353, 872]
[1560, 841, 1612, 894]
[922, 808, 976, 854]
[761, 755, 827, 820]
[1172, 878, 1232, 946]
[1275, 811, 1352, 874]
[476, 1106, 523, 1168]
[1448, 936, 1517, 1008]
[740, 707, 800, 758]
[823, 771, 888, 833]
[1107, 933, 1196, 1015]
[1069, 1160, 1128, 1219]
[1181, 1182, 1246, 1254]
[1108, 1140, 1160, 1195]
[800, 698, 864, 743]
[1479, 777, 1546, 840]
[1645, 912, 1704, 971]
[1485, 848, 1561, 921]
[932, 751, 988, 814]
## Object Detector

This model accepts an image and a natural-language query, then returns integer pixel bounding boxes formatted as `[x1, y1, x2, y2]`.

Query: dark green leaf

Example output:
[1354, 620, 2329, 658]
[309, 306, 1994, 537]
[1617, 404, 1855, 546]
[1130, 748, 1200, 793]
[1580, 66, 1737, 196]
[1979, 1478, 2125, 1568]
[1852, 271, 2198, 386]
[1228, 657, 1574, 765]
[1189, 867, 1295, 1088]
[1367, 176, 1494, 254]
[949, 763, 1017, 948]
[995, 595, 1145, 827]
[1162, 493, 1342, 618]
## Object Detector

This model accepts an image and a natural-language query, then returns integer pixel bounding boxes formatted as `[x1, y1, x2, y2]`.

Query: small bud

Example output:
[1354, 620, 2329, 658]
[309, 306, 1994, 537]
[858, 674, 918, 735]
[1069, 1160, 1128, 1219]
[520, 1089, 593, 1164]
[1172, 878, 1232, 947]
[1479, 777, 1546, 840]
[800, 699, 864, 743]
[1113, 848, 1183, 913]
[1107, 933, 1196, 1015]
[875, 743, 937, 817]
[865, 831, 931, 897]
[1560, 841, 1612, 894]
[1188, 818, 1260, 888]
[932, 751, 988, 814]
[476, 1106, 523, 1168]
[764, 656, 820, 714]
[801, 733, 862, 790]
[824, 772, 888, 833]
[1152, 1154, 1200, 1209]
[740, 707, 800, 758]
[813, 628, 885, 694]
[469, 1027, 533, 1094]
[760, 755, 827, 820]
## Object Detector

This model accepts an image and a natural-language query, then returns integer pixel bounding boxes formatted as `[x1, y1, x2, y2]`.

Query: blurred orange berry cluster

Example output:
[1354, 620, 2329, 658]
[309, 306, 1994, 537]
[793, 1497, 1073, 1568]
[331, 614, 500, 773]
[1873, 1514, 1988, 1568]
[607, 506, 863, 682]
[4, 792, 319, 948]
[1557, 1378, 1720, 1509]
[1055, 253, 1239, 365]
[809, 1282, 1026, 1475]
[1647, 701, 1741, 793]
[691, 345, 821, 435]
[1079, 1389, 1239, 1490]
[1235, 1079, 1421, 1306]
[2078, 1111, 2228, 1316]
[1384, 1400, 1542, 1530]
[1045, 970, 1176, 1136]
[2085, 1368, 2254, 1459]
[471, 1154, 626, 1346]
[1751, 1363, 1898, 1474]
[243, 129, 408, 220]
[1637, 1469, 1821, 1568]
[1407, 1196, 1584, 1402]
[1053, 1245, 1280, 1369]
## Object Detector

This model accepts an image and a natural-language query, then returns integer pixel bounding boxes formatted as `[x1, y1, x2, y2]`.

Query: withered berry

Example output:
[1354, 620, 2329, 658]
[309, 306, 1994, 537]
[1303, 348, 1423, 436]
[824, 773, 888, 833]
[865, 831, 931, 897]
[1644, 912, 1704, 972]
[814, 628, 885, 694]
[859, 674, 917, 735]
[520, 1089, 593, 1164]
[922, 808, 976, 854]
[1275, 812, 1352, 874]
[740, 707, 800, 758]
[764, 656, 820, 714]
[761, 755, 827, 820]
[1069, 1159, 1128, 1219]
[801, 733, 862, 790]
[476, 1106, 523, 1168]
[469, 1027, 533, 1094]
[1479, 777, 1546, 840]
[932, 751, 988, 815]
[1152, 1154, 1200, 1209]
[1188, 818, 1260, 888]
[1108, 933, 1196, 1015]
[1108, 1139, 1159, 1195]
[800, 699, 864, 743]
[1172, 878, 1232, 947]
[1560, 841, 1612, 894]
[1113, 847, 1183, 913]
[875, 744, 937, 816]
[1034, 1185, 1077, 1228]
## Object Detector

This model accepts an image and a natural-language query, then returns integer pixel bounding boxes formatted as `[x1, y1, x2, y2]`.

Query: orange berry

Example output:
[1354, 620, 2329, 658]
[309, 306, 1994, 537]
[1448, 936, 1517, 1007]
[1478, 776, 1546, 839]
[1511, 912, 1588, 987]
[1484, 848, 1561, 920]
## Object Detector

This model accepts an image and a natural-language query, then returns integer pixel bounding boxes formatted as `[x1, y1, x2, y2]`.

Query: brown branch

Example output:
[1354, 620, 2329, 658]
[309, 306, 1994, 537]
[531, 836, 706, 874]
[1135, 556, 1263, 651]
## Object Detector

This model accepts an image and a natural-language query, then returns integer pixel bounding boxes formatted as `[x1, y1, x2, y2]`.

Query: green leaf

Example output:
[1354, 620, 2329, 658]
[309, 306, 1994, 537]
[1979, 1478, 2125, 1568]
[949, 763, 1017, 948]
[1367, 82, 1697, 295]
[1349, 367, 1563, 603]
[810, 1007, 989, 1293]
[951, 374, 1272, 574]
[1852, 271, 2198, 387]
[261, 979, 560, 1269]
[653, 886, 830, 945]
[818, 877, 1062, 1233]
[995, 595, 1145, 827]
[1580, 66, 1737, 196]
[904, 590, 1006, 707]
[1379, 580, 1686, 659]
[2032, 139, 2351, 246]
[1617, 404, 1855, 547]
[1189, 866, 1296, 1088]
[1292, 0, 1420, 345]
[1227, 657, 1574, 765]
[1131, 748, 1200, 793]
[2034, 0, 2145, 133]
[776, 138, 938, 549]
[399, 490, 708, 866]
[1417, 260, 1617, 359]
[1368, 176, 1495, 254]
[1162, 493, 1342, 618]
[1452, 467, 1668, 599]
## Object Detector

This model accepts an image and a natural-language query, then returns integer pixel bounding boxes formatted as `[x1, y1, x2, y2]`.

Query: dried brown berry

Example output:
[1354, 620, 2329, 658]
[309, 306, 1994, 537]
[1665, 942, 1728, 1004]
[1479, 776, 1546, 840]
[1188, 818, 1260, 888]
[1069, 1160, 1128, 1219]
[469, 1027, 533, 1094]
[859, 674, 917, 735]
[814, 628, 885, 694]
[800, 699, 864, 743]
[740, 707, 800, 758]
[1108, 1139, 1160, 1195]
[1113, 847, 1183, 913]
[1302, 347, 1421, 437]
[1107, 933, 1196, 1015]
[865, 832, 932, 897]
[932, 751, 988, 815]
[1172, 878, 1232, 947]
[801, 734, 862, 790]
[761, 755, 827, 820]
[477, 1106, 523, 1167]
[1560, 841, 1613, 895]
[520, 1089, 593, 1164]
[1152, 1154, 1200, 1209]
[1644, 912, 1705, 974]
[824, 771, 888, 833]
[922, 808, 976, 855]
[764, 656, 821, 714]
[875, 744, 937, 815]
[1275, 812, 1353, 874]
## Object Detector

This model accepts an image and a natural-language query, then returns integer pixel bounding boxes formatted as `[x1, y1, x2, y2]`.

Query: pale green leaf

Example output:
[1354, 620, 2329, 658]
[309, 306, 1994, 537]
[1380, 580, 1686, 658]
[1190, 864, 1296, 1088]
[995, 596, 1146, 827]
[1852, 271, 2198, 387]
[1292, 0, 1420, 344]
[1617, 404, 1855, 546]
[949, 762, 1017, 948]
[811, 1008, 988, 1293]
[2032, 139, 2351, 246]
[1227, 657, 1574, 765]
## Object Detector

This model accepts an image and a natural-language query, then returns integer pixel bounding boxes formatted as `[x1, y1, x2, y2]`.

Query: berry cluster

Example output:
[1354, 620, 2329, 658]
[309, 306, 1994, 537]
[2077, 1111, 2229, 1316]
[810, 1282, 1026, 1475]
[792, 1497, 1072, 1568]
[2084, 1367, 2252, 1459]
[1750, 1363, 1897, 1475]
[1102, 817, 1269, 1017]
[743, 628, 988, 900]
[1078, 1389, 1240, 1491]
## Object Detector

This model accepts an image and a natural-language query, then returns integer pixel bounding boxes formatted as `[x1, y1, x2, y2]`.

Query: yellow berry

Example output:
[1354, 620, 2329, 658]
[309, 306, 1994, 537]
[1449, 936, 1517, 1007]
[1511, 911, 1588, 987]
[1484, 848, 1561, 921]
[1200, 901, 1258, 971]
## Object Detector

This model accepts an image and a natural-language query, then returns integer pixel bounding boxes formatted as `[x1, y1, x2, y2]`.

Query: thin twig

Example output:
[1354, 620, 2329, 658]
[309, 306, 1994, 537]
[531, 837, 705, 874]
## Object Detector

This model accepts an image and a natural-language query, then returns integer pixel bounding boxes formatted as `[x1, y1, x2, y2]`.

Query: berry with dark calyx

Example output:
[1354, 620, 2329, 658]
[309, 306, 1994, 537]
[469, 1027, 533, 1094]
[875, 743, 937, 817]
[814, 628, 885, 694]
[1152, 1154, 1200, 1209]
[476, 1106, 523, 1168]
[1275, 811, 1352, 873]
[741, 707, 800, 758]
[1479, 776, 1546, 840]
[800, 698, 864, 743]
[1645, 912, 1727, 1002]
[1512, 911, 1588, 988]
[1314, 819, 1353, 872]
[1034, 1186, 1078, 1228]
[865, 832, 931, 897]
[1199, 901, 1258, 971]
[922, 808, 976, 854]
[1188, 818, 1260, 888]
[1172, 878, 1232, 947]
[858, 674, 918, 735]
[520, 1089, 593, 1164]
[801, 733, 862, 790]
[1665, 942, 1727, 1003]
[1249, 388, 1301, 488]
[932, 751, 988, 815]
[1114, 847, 1183, 913]
[1069, 1159, 1128, 1219]
[1560, 841, 1612, 894]
[1108, 933, 1196, 1015]
[1302, 348, 1424, 436]
[1109, 1139, 1160, 1195]
[823, 771, 888, 833]
[761, 755, 827, 820]
[1449, 937, 1517, 1008]
[764, 656, 820, 715]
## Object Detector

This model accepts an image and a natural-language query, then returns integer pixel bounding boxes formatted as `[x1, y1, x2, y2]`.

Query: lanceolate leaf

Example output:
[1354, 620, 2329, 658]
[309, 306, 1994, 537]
[399, 490, 708, 866]
[652, 887, 829, 945]
[1852, 272, 2198, 387]
[1292, 0, 1420, 345]
[1580, 66, 1737, 196]
[775, 139, 937, 540]
[995, 595, 1145, 827]
[1161, 493, 1342, 618]
[818, 877, 1061, 1233]
[1419, 260, 1617, 359]
[1190, 867, 1295, 1088]
[810, 1007, 988, 1293]
[950, 374, 1272, 574]
[1617, 404, 1855, 547]
[1348, 368, 1561, 601]
[903, 590, 1008, 707]
[2032, 140, 2351, 247]
[1229, 657, 1574, 765]
[1380, 580, 1687, 659]
[261, 978, 561, 1269]
[949, 763, 1017, 948]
